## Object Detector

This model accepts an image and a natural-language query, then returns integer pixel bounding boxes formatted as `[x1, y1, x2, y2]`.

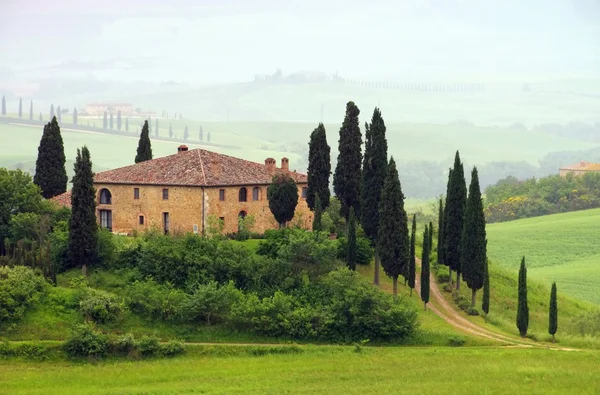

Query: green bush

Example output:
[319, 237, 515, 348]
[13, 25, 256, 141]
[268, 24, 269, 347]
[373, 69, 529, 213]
[78, 287, 126, 323]
[124, 279, 187, 321]
[0, 266, 47, 329]
[448, 336, 466, 347]
[63, 323, 108, 358]
[137, 335, 161, 356]
[184, 281, 242, 325]
[337, 236, 374, 265]
[112, 333, 136, 354]
[160, 340, 185, 356]
[436, 273, 450, 283]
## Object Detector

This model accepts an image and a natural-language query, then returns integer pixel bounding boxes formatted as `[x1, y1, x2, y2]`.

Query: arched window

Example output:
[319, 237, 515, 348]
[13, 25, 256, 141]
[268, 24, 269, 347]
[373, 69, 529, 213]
[252, 187, 260, 201]
[238, 187, 247, 202]
[99, 188, 112, 204]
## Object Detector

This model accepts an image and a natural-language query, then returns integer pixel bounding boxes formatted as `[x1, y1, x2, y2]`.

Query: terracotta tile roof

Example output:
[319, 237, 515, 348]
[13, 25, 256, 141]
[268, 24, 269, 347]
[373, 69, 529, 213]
[50, 190, 72, 208]
[94, 149, 308, 187]
[559, 161, 600, 171]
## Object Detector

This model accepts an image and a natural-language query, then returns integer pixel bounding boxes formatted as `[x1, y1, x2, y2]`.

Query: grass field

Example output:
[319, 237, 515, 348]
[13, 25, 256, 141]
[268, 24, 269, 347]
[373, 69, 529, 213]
[487, 208, 600, 304]
[1, 346, 599, 394]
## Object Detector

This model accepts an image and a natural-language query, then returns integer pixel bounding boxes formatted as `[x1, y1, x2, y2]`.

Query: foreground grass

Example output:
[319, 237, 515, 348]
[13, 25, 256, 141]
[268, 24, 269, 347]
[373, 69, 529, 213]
[1, 346, 598, 394]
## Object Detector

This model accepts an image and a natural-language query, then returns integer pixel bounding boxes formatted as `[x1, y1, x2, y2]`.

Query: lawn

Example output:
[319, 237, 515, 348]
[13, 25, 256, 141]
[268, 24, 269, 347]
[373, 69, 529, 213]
[486, 208, 600, 304]
[1, 346, 598, 394]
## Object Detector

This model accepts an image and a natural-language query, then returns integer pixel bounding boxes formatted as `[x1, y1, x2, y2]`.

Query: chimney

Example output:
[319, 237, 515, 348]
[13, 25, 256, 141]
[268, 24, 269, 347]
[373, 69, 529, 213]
[265, 158, 276, 174]
[281, 157, 289, 172]
[177, 145, 188, 153]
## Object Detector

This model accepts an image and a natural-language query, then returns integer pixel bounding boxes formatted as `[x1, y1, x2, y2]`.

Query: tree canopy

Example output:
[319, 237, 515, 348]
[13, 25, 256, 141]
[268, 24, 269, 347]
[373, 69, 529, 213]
[33, 117, 68, 199]
[135, 120, 153, 163]
[267, 174, 299, 228]
[306, 123, 331, 211]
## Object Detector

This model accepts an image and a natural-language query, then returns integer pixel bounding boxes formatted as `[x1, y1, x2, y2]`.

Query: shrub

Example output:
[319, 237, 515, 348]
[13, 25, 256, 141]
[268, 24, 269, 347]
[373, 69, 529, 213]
[124, 279, 186, 322]
[160, 340, 185, 356]
[112, 333, 136, 354]
[337, 236, 374, 266]
[63, 323, 108, 358]
[78, 288, 126, 323]
[448, 336, 466, 347]
[436, 273, 450, 283]
[0, 266, 46, 328]
[467, 307, 479, 316]
[137, 335, 161, 356]
[184, 281, 242, 325]
[452, 292, 471, 312]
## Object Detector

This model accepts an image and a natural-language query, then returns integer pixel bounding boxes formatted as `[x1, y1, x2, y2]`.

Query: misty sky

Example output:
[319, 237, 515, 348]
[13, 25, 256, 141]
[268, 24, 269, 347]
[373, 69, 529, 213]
[0, 0, 599, 84]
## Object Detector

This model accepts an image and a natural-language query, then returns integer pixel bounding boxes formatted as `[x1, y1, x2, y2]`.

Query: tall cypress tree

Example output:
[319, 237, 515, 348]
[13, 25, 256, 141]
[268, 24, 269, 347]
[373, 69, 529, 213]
[207, 131, 211, 142]
[482, 258, 490, 321]
[39, 112, 42, 121]
[313, 194, 323, 231]
[69, 146, 97, 277]
[50, 104, 55, 120]
[437, 198, 444, 264]
[333, 101, 362, 220]
[56, 106, 61, 123]
[1, 96, 5, 115]
[155, 118, 159, 137]
[461, 167, 487, 307]
[125, 117, 129, 132]
[306, 123, 331, 211]
[18, 98, 22, 118]
[109, 113, 114, 129]
[117, 111, 122, 130]
[361, 108, 388, 285]
[73, 108, 78, 125]
[184, 125, 189, 141]
[377, 157, 409, 297]
[441, 170, 452, 280]
[408, 214, 417, 296]
[517, 257, 529, 337]
[421, 224, 430, 310]
[135, 120, 153, 163]
[33, 117, 68, 199]
[347, 207, 357, 271]
[549, 282, 558, 342]
[103, 111, 108, 129]
[29, 101, 33, 121]
[444, 152, 467, 289]
[428, 221, 434, 255]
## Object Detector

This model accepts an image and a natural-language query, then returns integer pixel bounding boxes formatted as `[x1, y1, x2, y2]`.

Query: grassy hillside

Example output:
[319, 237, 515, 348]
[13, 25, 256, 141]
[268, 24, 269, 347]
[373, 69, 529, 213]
[487, 208, 600, 304]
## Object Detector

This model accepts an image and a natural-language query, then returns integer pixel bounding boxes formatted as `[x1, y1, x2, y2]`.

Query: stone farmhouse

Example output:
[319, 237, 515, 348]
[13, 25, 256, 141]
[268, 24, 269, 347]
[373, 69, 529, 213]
[52, 146, 312, 235]
[558, 161, 600, 177]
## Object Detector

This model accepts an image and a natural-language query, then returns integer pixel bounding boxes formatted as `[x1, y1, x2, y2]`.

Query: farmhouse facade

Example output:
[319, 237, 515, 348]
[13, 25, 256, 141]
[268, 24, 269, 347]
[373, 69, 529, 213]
[52, 146, 312, 235]
[558, 161, 600, 177]
[84, 103, 134, 116]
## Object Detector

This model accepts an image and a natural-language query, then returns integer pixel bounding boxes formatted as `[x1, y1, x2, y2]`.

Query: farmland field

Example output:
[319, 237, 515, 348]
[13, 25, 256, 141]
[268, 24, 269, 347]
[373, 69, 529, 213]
[1, 346, 598, 394]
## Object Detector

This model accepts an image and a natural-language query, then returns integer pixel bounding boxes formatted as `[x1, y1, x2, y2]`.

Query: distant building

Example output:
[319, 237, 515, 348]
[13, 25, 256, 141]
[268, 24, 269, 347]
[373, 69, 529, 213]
[559, 161, 600, 177]
[84, 103, 134, 116]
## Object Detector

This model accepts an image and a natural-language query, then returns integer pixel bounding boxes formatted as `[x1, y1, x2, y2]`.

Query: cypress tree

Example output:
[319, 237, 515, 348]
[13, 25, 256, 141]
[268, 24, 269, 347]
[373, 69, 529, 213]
[428, 220, 434, 255]
[482, 258, 490, 321]
[441, 170, 452, 280]
[444, 151, 467, 289]
[135, 120, 153, 163]
[169, 123, 173, 138]
[33, 116, 68, 199]
[155, 118, 159, 137]
[549, 282, 558, 342]
[361, 108, 388, 285]
[50, 104, 54, 120]
[39, 112, 42, 121]
[69, 146, 97, 277]
[421, 224, 431, 310]
[207, 131, 211, 142]
[117, 111, 122, 130]
[408, 214, 416, 296]
[103, 111, 108, 129]
[517, 257, 529, 337]
[307, 123, 331, 211]
[267, 173, 299, 228]
[377, 157, 409, 298]
[56, 106, 61, 123]
[18, 98, 22, 118]
[125, 117, 129, 132]
[184, 125, 189, 141]
[73, 108, 78, 125]
[347, 207, 357, 271]
[461, 167, 487, 307]
[29, 101, 33, 121]
[199, 126, 203, 141]
[1, 96, 5, 115]
[333, 101, 362, 221]
[109, 113, 114, 129]
[313, 194, 323, 231]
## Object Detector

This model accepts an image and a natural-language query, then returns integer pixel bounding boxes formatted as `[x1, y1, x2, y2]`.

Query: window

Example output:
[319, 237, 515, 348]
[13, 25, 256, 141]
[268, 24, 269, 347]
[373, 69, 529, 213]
[301, 187, 308, 198]
[162, 188, 169, 200]
[99, 210, 112, 232]
[134, 188, 140, 199]
[252, 187, 260, 201]
[139, 215, 144, 225]
[99, 189, 112, 204]
[238, 187, 247, 202]
[219, 189, 225, 201]
[163, 212, 170, 234]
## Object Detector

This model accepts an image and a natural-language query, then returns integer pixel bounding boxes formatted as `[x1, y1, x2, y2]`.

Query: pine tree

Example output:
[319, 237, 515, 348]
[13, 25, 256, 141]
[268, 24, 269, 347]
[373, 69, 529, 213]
[1, 96, 5, 115]
[408, 214, 416, 296]
[207, 131, 211, 142]
[103, 111, 108, 129]
[117, 111, 122, 130]
[347, 207, 358, 270]
[135, 120, 153, 163]
[50, 104, 55, 119]
[56, 106, 61, 123]
[421, 224, 431, 310]
[184, 125, 189, 141]
[29, 101, 33, 121]
[333, 101, 362, 221]
[482, 257, 490, 321]
[267, 174, 298, 228]
[125, 117, 129, 132]
[549, 282, 558, 342]
[517, 257, 529, 337]
[313, 194, 323, 231]
[155, 118, 159, 137]
[109, 113, 113, 129]
[73, 108, 78, 125]
[444, 152, 467, 289]
[33, 117, 68, 199]
[69, 146, 98, 277]
[377, 157, 409, 298]
[169, 123, 173, 138]
[428, 220, 434, 255]
[361, 108, 388, 285]
[461, 167, 487, 307]
[307, 123, 331, 211]
[440, 171, 451, 279]
[199, 126, 203, 141]
[18, 98, 22, 118]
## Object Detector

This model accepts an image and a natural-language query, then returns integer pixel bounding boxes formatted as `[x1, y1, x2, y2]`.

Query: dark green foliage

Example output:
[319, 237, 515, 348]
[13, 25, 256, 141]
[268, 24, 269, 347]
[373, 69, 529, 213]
[361, 107, 388, 241]
[50, 104, 54, 119]
[63, 323, 108, 358]
[333, 101, 362, 220]
[421, 225, 430, 308]
[117, 111, 122, 130]
[482, 258, 490, 318]
[29, 101, 33, 120]
[33, 116, 68, 199]
[199, 126, 203, 141]
[184, 281, 242, 325]
[549, 282, 558, 341]
[18, 98, 22, 118]
[428, 221, 433, 255]
[347, 207, 357, 270]
[109, 113, 113, 129]
[69, 146, 98, 275]
[125, 279, 187, 321]
[444, 152, 467, 285]
[76, 284, 126, 323]
[377, 158, 410, 297]
[313, 194, 323, 231]
[517, 257, 529, 337]
[125, 117, 129, 132]
[184, 125, 189, 141]
[267, 173, 298, 227]
[169, 123, 173, 138]
[0, 266, 46, 328]
[461, 167, 487, 307]
[408, 214, 416, 293]
[207, 131, 211, 142]
[306, 123, 331, 211]
[337, 235, 374, 266]
[103, 111, 107, 129]
[1, 96, 5, 115]
[73, 108, 78, 125]
[56, 106, 61, 123]
[135, 120, 153, 163]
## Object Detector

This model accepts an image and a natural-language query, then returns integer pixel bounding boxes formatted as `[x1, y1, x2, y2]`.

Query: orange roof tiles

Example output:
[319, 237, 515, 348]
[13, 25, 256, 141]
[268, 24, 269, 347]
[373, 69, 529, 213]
[50, 190, 72, 208]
